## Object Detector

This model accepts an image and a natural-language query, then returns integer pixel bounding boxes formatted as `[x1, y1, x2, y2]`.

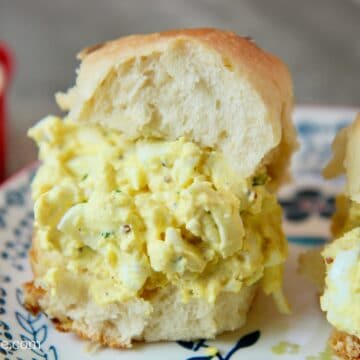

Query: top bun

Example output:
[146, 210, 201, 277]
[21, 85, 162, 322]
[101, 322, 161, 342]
[324, 113, 360, 202]
[56, 28, 297, 183]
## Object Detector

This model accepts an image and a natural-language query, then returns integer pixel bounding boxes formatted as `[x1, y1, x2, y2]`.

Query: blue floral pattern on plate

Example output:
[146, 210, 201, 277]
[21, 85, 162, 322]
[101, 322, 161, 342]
[178, 331, 261, 360]
[0, 170, 58, 360]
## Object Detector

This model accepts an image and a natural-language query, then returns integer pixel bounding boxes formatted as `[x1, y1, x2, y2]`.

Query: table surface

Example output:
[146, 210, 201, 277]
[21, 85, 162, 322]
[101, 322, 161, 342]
[1, 0, 359, 175]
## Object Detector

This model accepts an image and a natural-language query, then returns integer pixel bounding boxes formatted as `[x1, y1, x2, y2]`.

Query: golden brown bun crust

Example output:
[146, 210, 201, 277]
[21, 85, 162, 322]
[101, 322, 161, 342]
[78, 28, 292, 98]
[57, 27, 297, 184]
[330, 329, 360, 360]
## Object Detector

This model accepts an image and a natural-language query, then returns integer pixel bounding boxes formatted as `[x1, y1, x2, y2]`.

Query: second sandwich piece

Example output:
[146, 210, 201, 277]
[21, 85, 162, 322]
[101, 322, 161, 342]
[322, 113, 360, 360]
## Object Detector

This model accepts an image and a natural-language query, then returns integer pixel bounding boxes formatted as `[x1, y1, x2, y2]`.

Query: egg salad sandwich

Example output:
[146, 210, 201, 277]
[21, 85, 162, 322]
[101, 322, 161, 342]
[24, 28, 298, 348]
[322, 113, 360, 359]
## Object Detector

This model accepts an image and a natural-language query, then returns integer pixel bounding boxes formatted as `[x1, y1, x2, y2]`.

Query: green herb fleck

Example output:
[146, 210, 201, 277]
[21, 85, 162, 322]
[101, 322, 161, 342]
[82, 174, 88, 181]
[114, 189, 122, 193]
[252, 173, 269, 186]
[101, 231, 113, 239]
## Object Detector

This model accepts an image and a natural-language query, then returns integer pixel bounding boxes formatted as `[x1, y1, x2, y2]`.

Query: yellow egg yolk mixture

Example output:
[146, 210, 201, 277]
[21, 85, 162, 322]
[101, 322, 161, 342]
[28, 116, 289, 312]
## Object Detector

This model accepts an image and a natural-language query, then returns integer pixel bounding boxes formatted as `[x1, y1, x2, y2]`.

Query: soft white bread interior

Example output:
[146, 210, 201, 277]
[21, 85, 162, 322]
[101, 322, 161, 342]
[25, 270, 256, 348]
[56, 28, 297, 185]
[323, 113, 360, 202]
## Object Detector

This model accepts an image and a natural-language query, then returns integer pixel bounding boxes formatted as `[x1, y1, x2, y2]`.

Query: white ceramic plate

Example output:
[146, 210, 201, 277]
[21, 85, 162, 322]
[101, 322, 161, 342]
[0, 106, 358, 360]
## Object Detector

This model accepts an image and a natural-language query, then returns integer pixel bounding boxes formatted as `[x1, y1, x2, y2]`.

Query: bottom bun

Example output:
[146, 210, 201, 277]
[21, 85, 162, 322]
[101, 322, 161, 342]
[330, 329, 360, 360]
[24, 281, 257, 348]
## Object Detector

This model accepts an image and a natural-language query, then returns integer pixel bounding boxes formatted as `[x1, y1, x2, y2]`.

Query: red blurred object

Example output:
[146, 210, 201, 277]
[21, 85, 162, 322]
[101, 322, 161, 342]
[0, 43, 14, 182]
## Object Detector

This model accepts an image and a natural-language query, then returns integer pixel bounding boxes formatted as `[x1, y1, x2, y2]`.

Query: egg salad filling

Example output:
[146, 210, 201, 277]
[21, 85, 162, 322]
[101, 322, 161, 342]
[321, 198, 360, 337]
[28, 116, 289, 311]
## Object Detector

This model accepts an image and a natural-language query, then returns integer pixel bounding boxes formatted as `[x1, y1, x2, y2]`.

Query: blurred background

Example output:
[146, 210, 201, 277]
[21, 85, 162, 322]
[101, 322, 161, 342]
[0, 0, 359, 177]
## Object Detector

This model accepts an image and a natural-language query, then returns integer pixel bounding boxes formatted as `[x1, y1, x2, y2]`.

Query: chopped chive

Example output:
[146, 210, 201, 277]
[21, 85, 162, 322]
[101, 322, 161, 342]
[252, 173, 269, 186]
[101, 231, 113, 239]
